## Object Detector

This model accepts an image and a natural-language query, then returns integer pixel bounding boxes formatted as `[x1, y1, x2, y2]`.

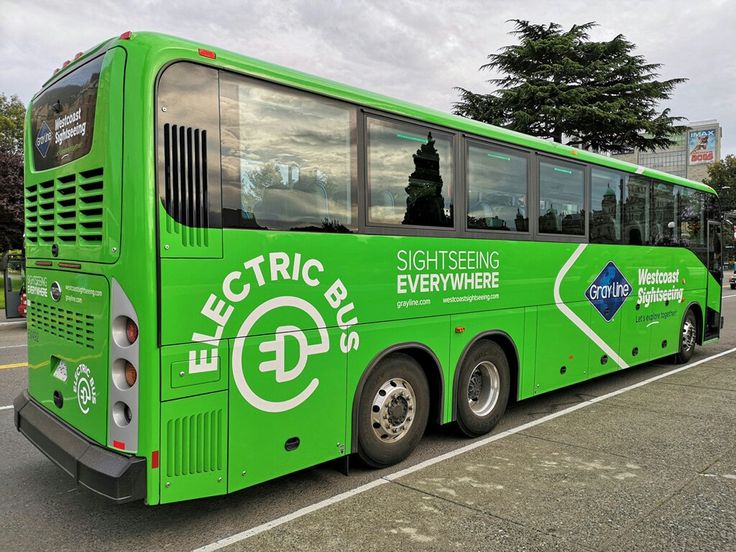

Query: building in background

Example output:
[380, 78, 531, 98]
[611, 120, 722, 182]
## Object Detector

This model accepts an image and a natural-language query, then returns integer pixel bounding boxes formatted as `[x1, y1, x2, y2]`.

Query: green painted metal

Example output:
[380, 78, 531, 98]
[22, 31, 721, 506]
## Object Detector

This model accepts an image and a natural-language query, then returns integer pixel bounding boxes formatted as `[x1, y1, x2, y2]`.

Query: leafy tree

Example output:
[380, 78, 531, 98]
[704, 155, 736, 214]
[0, 93, 25, 250]
[454, 20, 686, 153]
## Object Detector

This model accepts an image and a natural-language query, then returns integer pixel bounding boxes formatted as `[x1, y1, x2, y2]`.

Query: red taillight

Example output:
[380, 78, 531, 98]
[62, 60, 70, 68]
[126, 318, 139, 344]
[125, 361, 138, 387]
[113, 440, 125, 450]
[74, 51, 83, 60]
[119, 31, 132, 40]
[198, 48, 216, 59]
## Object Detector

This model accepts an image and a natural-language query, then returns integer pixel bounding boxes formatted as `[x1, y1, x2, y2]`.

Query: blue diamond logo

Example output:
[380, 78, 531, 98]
[35, 120, 52, 158]
[585, 261, 632, 322]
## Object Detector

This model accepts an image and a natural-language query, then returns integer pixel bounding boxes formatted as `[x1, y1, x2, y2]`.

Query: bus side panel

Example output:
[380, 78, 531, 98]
[448, 307, 525, 421]
[345, 317, 450, 453]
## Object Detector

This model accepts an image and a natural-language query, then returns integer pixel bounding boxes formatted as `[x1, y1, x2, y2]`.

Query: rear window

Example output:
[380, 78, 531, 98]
[30, 55, 103, 171]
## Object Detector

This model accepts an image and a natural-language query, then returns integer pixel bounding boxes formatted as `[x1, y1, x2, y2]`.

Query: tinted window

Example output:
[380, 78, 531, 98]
[31, 55, 103, 170]
[622, 176, 650, 245]
[367, 118, 453, 227]
[467, 144, 528, 232]
[677, 186, 705, 247]
[220, 74, 356, 232]
[650, 182, 677, 245]
[538, 161, 584, 235]
[590, 169, 623, 244]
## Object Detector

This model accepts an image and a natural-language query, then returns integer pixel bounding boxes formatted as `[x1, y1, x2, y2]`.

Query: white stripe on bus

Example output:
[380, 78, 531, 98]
[553, 243, 629, 369]
[192, 346, 736, 552]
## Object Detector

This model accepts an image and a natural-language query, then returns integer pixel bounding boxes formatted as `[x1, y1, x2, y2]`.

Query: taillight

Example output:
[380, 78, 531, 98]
[124, 361, 138, 387]
[126, 318, 139, 344]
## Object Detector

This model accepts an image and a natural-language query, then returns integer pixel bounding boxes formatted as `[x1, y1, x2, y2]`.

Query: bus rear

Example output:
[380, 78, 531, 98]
[14, 38, 148, 502]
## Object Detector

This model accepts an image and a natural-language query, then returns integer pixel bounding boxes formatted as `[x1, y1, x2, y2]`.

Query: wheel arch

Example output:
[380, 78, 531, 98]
[350, 342, 444, 454]
[451, 330, 520, 422]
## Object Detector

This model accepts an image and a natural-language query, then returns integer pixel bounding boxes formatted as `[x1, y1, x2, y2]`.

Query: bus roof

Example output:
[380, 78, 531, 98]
[44, 31, 717, 196]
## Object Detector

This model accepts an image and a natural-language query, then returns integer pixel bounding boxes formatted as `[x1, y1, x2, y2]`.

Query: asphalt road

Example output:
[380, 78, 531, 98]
[1, 284, 735, 551]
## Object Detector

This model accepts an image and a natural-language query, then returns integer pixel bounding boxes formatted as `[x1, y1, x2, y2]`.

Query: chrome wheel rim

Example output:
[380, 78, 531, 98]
[682, 318, 696, 352]
[467, 360, 500, 416]
[370, 378, 416, 442]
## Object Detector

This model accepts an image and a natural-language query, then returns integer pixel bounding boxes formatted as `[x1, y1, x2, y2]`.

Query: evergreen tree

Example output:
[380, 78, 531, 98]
[0, 94, 25, 250]
[454, 20, 686, 153]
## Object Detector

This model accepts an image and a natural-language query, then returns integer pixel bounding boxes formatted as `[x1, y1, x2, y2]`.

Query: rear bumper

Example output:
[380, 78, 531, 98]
[13, 390, 146, 503]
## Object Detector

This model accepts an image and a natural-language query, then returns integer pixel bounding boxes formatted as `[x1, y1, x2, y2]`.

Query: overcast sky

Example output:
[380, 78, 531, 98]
[2, 0, 735, 157]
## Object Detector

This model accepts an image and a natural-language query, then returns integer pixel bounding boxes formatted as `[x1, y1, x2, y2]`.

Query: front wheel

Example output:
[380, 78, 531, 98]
[456, 340, 510, 437]
[674, 309, 697, 364]
[357, 353, 430, 468]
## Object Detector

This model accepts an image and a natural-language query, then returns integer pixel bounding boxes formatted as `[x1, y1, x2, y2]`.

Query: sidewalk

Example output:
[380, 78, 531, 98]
[233, 354, 736, 551]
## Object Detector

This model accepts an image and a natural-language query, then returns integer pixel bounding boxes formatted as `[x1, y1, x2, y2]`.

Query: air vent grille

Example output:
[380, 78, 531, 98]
[165, 409, 223, 477]
[25, 168, 105, 245]
[27, 300, 95, 349]
[163, 123, 209, 246]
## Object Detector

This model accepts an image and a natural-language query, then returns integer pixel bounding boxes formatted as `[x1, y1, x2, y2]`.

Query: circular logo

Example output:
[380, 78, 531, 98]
[50, 281, 62, 302]
[232, 297, 329, 413]
[73, 364, 97, 415]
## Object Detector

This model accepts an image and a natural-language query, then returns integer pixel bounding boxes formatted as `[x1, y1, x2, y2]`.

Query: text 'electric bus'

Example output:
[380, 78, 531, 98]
[15, 32, 722, 505]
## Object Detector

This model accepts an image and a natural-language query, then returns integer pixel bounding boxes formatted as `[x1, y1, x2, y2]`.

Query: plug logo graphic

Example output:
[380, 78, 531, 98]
[232, 297, 330, 413]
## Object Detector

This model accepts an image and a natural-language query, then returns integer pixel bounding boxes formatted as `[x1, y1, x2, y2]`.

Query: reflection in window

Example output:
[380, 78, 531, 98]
[538, 162, 584, 235]
[623, 176, 650, 245]
[467, 145, 528, 232]
[220, 75, 355, 232]
[590, 169, 622, 244]
[367, 119, 453, 227]
[677, 186, 704, 247]
[651, 182, 677, 246]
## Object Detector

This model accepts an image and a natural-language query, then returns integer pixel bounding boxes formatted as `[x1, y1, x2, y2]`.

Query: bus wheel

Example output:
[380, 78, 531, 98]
[456, 341, 510, 438]
[674, 309, 697, 364]
[357, 353, 429, 468]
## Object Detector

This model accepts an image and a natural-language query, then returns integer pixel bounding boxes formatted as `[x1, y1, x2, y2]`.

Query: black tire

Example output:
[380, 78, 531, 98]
[674, 309, 697, 364]
[456, 340, 510, 437]
[730, 285, 735, 290]
[357, 353, 430, 468]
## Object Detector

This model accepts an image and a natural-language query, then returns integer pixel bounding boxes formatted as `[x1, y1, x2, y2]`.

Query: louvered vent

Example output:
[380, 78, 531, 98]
[24, 168, 104, 245]
[163, 123, 209, 246]
[27, 300, 95, 349]
[166, 409, 223, 477]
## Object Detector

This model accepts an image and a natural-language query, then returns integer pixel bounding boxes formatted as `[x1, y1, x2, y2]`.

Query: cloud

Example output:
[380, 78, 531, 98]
[2, 0, 734, 156]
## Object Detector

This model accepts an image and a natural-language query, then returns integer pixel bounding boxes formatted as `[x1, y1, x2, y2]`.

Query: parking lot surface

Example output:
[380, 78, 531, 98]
[1, 287, 735, 551]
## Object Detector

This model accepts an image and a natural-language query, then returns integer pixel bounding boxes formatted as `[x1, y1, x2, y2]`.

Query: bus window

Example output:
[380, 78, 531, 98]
[220, 75, 357, 232]
[466, 144, 528, 232]
[650, 181, 677, 246]
[623, 176, 650, 245]
[677, 186, 705, 247]
[590, 169, 623, 244]
[538, 161, 584, 235]
[367, 118, 453, 227]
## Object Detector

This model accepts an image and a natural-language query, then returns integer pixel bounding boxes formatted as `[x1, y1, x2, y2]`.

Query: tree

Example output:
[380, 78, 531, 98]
[454, 20, 686, 153]
[704, 155, 736, 214]
[0, 93, 25, 250]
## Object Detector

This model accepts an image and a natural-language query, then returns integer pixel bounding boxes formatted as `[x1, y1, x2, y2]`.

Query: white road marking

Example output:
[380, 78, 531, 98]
[0, 405, 13, 411]
[0, 344, 26, 350]
[723, 294, 736, 299]
[192, 345, 736, 552]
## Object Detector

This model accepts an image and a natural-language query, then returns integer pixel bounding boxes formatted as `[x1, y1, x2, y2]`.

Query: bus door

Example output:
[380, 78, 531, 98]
[3, 253, 25, 320]
[705, 220, 722, 339]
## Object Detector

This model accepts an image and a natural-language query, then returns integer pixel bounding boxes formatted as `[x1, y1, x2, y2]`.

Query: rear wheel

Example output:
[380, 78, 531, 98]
[674, 309, 697, 364]
[357, 353, 430, 468]
[456, 341, 510, 437]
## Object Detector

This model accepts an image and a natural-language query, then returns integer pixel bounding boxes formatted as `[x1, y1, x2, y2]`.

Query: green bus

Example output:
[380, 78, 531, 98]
[15, 32, 722, 505]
